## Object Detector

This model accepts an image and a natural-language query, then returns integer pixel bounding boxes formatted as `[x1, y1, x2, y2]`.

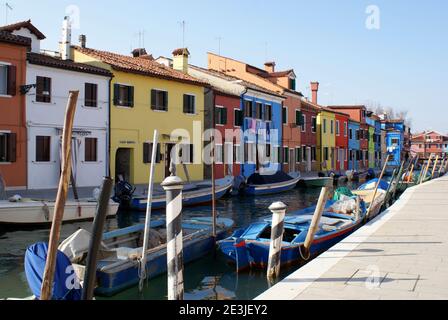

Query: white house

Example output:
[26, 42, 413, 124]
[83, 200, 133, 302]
[6, 18, 112, 189]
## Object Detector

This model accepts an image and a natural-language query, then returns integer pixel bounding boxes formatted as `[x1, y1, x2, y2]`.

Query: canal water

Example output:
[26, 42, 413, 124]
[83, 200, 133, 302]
[0, 182, 362, 300]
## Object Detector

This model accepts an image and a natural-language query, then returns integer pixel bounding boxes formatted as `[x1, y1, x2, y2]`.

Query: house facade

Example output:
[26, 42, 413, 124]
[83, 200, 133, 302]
[411, 131, 448, 159]
[0, 30, 30, 189]
[207, 53, 300, 174]
[299, 99, 319, 172]
[348, 120, 360, 171]
[317, 108, 336, 172]
[381, 119, 405, 167]
[74, 46, 207, 185]
[334, 111, 349, 172]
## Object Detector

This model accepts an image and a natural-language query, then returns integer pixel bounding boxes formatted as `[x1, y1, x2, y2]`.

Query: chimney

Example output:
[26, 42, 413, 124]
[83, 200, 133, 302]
[264, 61, 276, 73]
[132, 48, 147, 58]
[311, 82, 319, 104]
[172, 48, 190, 73]
[79, 34, 86, 48]
[60, 16, 72, 60]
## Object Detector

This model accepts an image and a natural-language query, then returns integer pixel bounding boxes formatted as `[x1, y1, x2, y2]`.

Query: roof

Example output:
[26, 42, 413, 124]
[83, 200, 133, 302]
[259, 70, 294, 78]
[75, 46, 207, 87]
[0, 20, 46, 40]
[189, 64, 285, 99]
[27, 52, 113, 77]
[0, 30, 31, 47]
[328, 105, 366, 110]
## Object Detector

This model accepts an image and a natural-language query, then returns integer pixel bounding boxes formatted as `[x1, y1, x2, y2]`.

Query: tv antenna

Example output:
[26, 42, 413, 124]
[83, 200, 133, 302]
[5, 2, 13, 24]
[178, 20, 186, 47]
[134, 29, 145, 48]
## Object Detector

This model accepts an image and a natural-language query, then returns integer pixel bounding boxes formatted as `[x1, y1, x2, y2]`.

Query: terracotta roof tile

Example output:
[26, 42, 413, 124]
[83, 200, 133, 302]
[0, 20, 46, 40]
[75, 46, 207, 86]
[0, 31, 31, 47]
[258, 70, 294, 78]
[27, 52, 112, 77]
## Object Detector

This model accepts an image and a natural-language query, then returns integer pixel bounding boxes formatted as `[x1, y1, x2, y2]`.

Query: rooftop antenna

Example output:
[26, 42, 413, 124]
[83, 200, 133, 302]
[134, 29, 145, 48]
[178, 20, 186, 47]
[5, 2, 13, 24]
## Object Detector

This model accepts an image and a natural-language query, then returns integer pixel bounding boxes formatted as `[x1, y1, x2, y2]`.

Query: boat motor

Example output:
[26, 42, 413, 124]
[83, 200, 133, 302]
[112, 180, 136, 208]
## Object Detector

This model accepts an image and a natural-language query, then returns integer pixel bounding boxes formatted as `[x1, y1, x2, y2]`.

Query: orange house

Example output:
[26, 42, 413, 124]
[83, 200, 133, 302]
[0, 31, 30, 189]
[207, 53, 303, 173]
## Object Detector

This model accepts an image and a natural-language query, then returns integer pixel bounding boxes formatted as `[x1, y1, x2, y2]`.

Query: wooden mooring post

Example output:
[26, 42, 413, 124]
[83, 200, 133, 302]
[302, 187, 329, 259]
[40, 91, 78, 300]
[431, 155, 440, 179]
[266, 202, 287, 281]
[365, 154, 390, 221]
[420, 155, 433, 184]
[161, 163, 185, 301]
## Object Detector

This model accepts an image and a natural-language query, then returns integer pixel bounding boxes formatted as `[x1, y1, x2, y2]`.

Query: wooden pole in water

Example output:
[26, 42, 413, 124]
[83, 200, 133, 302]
[82, 176, 113, 300]
[138, 130, 159, 292]
[407, 164, 415, 183]
[266, 202, 287, 281]
[302, 187, 329, 258]
[439, 158, 446, 177]
[40, 91, 78, 300]
[431, 155, 440, 179]
[161, 165, 184, 301]
[365, 154, 390, 221]
[420, 154, 432, 184]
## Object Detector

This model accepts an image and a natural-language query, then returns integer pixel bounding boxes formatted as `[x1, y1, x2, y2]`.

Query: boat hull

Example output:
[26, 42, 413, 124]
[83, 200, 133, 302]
[244, 177, 300, 196]
[0, 200, 118, 225]
[300, 177, 333, 188]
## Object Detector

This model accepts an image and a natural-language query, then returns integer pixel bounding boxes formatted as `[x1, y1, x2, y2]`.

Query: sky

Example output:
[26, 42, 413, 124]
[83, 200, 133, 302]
[2, 0, 447, 133]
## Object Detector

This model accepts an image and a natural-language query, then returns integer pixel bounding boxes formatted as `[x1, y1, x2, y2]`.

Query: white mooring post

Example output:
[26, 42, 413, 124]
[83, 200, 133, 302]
[267, 202, 287, 281]
[161, 163, 184, 301]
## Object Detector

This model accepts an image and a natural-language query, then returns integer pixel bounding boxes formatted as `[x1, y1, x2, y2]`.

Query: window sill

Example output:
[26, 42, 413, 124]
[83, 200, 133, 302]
[32, 100, 55, 105]
[32, 161, 56, 164]
[82, 105, 101, 109]
[115, 105, 133, 109]
[82, 161, 103, 164]
[0, 94, 12, 98]
[152, 109, 168, 113]
[184, 112, 198, 116]
[0, 162, 12, 165]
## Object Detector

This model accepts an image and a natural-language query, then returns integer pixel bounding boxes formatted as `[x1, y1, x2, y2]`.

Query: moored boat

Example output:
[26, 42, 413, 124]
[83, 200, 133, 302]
[299, 176, 333, 188]
[243, 172, 301, 196]
[0, 198, 118, 226]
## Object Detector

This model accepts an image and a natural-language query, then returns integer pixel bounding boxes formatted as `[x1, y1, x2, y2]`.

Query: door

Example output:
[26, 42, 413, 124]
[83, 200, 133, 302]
[165, 143, 176, 178]
[339, 148, 345, 171]
[115, 148, 131, 182]
[289, 148, 295, 173]
[331, 148, 335, 171]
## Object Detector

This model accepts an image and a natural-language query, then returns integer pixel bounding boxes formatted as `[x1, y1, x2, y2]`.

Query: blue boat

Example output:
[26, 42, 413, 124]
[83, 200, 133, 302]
[358, 178, 390, 191]
[59, 217, 234, 296]
[217, 199, 366, 271]
[115, 176, 233, 211]
[243, 172, 301, 196]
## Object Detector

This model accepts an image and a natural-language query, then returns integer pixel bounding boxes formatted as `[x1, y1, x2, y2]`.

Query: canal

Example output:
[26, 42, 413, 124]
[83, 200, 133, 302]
[0, 181, 362, 300]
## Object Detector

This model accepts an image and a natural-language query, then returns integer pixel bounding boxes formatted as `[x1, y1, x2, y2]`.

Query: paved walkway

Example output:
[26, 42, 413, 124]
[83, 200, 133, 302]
[256, 175, 448, 300]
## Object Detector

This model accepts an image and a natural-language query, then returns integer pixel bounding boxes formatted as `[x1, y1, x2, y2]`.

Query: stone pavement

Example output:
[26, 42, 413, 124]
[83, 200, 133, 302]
[256, 175, 448, 300]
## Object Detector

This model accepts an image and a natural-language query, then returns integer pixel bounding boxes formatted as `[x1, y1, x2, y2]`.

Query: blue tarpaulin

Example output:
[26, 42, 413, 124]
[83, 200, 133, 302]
[24, 242, 82, 300]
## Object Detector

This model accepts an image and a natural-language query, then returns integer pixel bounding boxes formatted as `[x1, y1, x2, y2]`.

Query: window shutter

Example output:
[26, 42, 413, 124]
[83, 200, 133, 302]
[8, 133, 17, 162]
[296, 111, 303, 126]
[92, 83, 98, 107]
[183, 94, 188, 113]
[143, 143, 150, 163]
[164, 91, 168, 110]
[222, 108, 227, 125]
[45, 78, 52, 103]
[85, 83, 92, 106]
[113, 84, 120, 105]
[128, 86, 134, 107]
[7, 65, 17, 96]
[151, 90, 156, 109]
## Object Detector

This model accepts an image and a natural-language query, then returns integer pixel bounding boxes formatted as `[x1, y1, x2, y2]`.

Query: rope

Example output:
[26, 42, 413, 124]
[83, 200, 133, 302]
[298, 245, 311, 261]
[137, 257, 148, 292]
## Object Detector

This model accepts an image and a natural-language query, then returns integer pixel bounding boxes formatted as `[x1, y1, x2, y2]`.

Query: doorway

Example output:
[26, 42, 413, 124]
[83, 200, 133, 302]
[331, 148, 335, 171]
[289, 148, 295, 173]
[115, 148, 132, 182]
[306, 147, 312, 172]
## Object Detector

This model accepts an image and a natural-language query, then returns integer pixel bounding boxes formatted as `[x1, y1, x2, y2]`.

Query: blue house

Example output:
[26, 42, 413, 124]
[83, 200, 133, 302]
[348, 120, 360, 170]
[241, 91, 284, 178]
[381, 119, 405, 168]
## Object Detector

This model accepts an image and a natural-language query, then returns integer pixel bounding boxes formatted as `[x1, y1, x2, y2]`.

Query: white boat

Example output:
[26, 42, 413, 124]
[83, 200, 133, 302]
[0, 199, 118, 225]
[300, 176, 334, 188]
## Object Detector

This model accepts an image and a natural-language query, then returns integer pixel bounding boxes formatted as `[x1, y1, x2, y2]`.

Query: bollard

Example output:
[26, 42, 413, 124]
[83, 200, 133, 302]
[161, 170, 184, 301]
[266, 202, 287, 281]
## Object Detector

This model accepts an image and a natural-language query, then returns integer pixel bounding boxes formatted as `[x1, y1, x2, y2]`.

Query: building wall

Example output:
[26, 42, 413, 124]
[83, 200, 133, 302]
[25, 63, 110, 189]
[282, 94, 302, 172]
[298, 101, 319, 172]
[348, 121, 360, 171]
[386, 131, 402, 167]
[0, 41, 28, 189]
[368, 126, 375, 168]
[317, 110, 336, 171]
[335, 114, 349, 171]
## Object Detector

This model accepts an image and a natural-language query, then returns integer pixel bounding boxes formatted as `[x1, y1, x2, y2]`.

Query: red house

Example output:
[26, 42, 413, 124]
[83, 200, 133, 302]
[299, 99, 319, 172]
[334, 112, 349, 171]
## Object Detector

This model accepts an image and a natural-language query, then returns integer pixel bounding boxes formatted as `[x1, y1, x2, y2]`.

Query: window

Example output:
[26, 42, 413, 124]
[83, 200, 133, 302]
[336, 120, 340, 136]
[282, 107, 288, 124]
[224, 143, 233, 164]
[143, 142, 161, 163]
[0, 132, 16, 162]
[344, 122, 348, 137]
[302, 146, 307, 162]
[114, 84, 134, 107]
[330, 120, 334, 134]
[324, 147, 329, 161]
[234, 144, 243, 164]
[283, 147, 289, 164]
[36, 136, 51, 162]
[36, 76, 52, 103]
[179, 144, 194, 164]
[349, 128, 353, 140]
[301, 114, 306, 132]
[264, 105, 272, 121]
[0, 64, 7, 95]
[311, 146, 316, 161]
[150, 89, 167, 111]
[183, 94, 195, 114]
[0, 64, 16, 96]
[323, 119, 327, 134]
[244, 100, 253, 118]
[295, 147, 302, 163]
[255, 102, 263, 120]
[215, 107, 227, 125]
[84, 83, 98, 107]
[391, 138, 399, 145]
[244, 142, 256, 163]
[289, 78, 296, 91]
[295, 110, 303, 126]
[85, 138, 98, 162]
[311, 117, 317, 133]
[234, 109, 243, 127]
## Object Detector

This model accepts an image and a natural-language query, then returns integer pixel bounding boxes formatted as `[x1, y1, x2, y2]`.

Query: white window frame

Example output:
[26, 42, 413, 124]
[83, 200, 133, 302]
[215, 105, 226, 127]
[283, 146, 289, 165]
[224, 142, 233, 165]
[282, 106, 288, 125]
[295, 146, 301, 164]
[234, 108, 242, 128]
[336, 120, 340, 136]
[264, 104, 272, 122]
[234, 144, 243, 164]
[311, 116, 317, 133]
[0, 61, 11, 98]
[215, 144, 223, 164]
[301, 113, 306, 133]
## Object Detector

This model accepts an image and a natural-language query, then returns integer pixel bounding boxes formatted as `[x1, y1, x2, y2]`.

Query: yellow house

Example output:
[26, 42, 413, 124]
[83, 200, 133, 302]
[316, 108, 336, 171]
[73, 46, 207, 184]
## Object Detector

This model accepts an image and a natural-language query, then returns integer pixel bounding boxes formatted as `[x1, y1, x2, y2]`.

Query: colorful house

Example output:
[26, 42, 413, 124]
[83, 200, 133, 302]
[348, 119, 360, 171]
[381, 119, 405, 167]
[0, 29, 30, 189]
[334, 110, 349, 172]
[299, 98, 319, 172]
[73, 45, 208, 185]
[329, 105, 369, 171]
[411, 130, 448, 159]
[316, 107, 336, 172]
[207, 53, 301, 174]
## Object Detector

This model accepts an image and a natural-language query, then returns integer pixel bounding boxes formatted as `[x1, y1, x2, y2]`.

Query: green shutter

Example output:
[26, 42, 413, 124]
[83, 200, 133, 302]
[222, 108, 227, 125]
[296, 111, 303, 126]
[113, 84, 120, 105]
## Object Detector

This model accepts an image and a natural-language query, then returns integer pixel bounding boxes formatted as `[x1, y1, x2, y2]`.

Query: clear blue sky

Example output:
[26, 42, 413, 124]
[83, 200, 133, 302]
[3, 0, 447, 133]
